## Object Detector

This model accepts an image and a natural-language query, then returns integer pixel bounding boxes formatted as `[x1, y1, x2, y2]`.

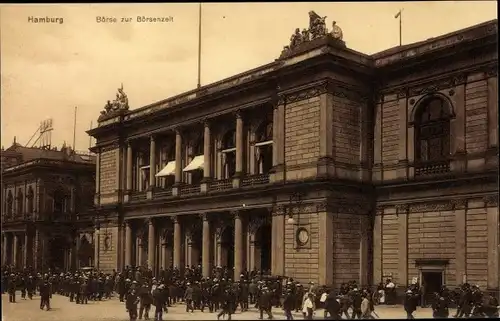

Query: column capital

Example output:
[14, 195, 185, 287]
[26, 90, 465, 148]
[234, 110, 242, 119]
[174, 127, 183, 136]
[171, 215, 180, 224]
[150, 135, 156, 142]
[203, 119, 211, 128]
[200, 213, 209, 221]
[231, 210, 241, 220]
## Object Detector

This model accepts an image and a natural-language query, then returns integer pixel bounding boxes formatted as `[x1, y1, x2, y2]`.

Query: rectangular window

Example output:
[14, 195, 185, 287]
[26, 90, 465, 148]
[429, 137, 442, 160]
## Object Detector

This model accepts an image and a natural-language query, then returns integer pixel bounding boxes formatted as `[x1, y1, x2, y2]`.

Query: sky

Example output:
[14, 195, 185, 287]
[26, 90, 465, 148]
[0, 2, 497, 152]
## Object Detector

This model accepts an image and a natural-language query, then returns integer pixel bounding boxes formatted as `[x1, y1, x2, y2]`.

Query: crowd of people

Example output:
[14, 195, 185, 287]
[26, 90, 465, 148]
[1, 264, 499, 320]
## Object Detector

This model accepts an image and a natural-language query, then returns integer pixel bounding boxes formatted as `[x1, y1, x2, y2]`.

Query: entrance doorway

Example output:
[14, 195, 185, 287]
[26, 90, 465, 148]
[221, 228, 234, 269]
[48, 235, 67, 271]
[255, 224, 272, 272]
[78, 235, 93, 268]
[421, 270, 443, 307]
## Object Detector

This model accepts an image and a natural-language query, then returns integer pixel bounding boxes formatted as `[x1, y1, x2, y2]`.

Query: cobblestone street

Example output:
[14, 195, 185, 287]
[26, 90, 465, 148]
[3, 292, 443, 320]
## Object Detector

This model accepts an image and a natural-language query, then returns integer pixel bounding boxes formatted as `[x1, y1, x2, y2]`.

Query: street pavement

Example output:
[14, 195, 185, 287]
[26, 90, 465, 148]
[2, 292, 444, 320]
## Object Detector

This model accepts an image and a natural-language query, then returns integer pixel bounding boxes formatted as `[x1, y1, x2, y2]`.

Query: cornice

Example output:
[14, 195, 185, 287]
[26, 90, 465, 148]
[280, 79, 369, 106]
[380, 63, 497, 99]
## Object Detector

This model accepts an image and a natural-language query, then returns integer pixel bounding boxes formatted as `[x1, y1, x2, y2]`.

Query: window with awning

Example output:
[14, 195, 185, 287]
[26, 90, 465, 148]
[155, 161, 176, 177]
[183, 155, 204, 172]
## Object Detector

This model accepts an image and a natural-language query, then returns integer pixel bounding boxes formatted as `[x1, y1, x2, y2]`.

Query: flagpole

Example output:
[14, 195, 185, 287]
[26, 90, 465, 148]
[72, 106, 77, 150]
[399, 9, 402, 46]
[197, 2, 202, 88]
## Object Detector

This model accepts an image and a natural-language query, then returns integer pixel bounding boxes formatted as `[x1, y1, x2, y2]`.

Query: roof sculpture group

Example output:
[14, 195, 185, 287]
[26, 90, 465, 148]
[99, 83, 129, 121]
[281, 11, 344, 57]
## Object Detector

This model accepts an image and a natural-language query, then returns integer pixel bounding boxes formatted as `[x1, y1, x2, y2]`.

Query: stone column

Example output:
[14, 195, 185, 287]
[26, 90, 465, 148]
[373, 208, 383, 285]
[487, 71, 498, 148]
[2, 233, 7, 266]
[485, 196, 498, 290]
[147, 136, 156, 200]
[126, 142, 133, 191]
[248, 234, 256, 272]
[94, 230, 100, 269]
[148, 219, 155, 271]
[173, 216, 182, 269]
[319, 210, 334, 286]
[174, 130, 182, 184]
[450, 80, 466, 173]
[125, 222, 132, 267]
[397, 205, 409, 286]
[202, 214, 211, 277]
[359, 215, 370, 287]
[95, 153, 100, 202]
[234, 211, 243, 280]
[24, 232, 29, 268]
[272, 105, 279, 167]
[397, 91, 408, 180]
[203, 122, 211, 180]
[271, 208, 285, 276]
[235, 112, 244, 176]
[453, 199, 467, 286]
[13, 234, 18, 268]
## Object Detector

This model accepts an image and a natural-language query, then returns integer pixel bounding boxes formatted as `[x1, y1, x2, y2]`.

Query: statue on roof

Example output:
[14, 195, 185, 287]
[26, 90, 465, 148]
[289, 28, 303, 49]
[330, 21, 343, 40]
[99, 83, 130, 120]
[308, 11, 327, 39]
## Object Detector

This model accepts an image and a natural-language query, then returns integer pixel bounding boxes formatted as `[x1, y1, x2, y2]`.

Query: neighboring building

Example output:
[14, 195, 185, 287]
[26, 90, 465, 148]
[1, 142, 96, 271]
[88, 13, 498, 296]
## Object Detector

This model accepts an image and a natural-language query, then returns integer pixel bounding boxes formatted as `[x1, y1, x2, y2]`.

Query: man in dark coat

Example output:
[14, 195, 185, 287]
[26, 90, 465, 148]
[126, 289, 140, 321]
[153, 284, 166, 321]
[404, 289, 418, 319]
[283, 288, 295, 320]
[40, 281, 51, 311]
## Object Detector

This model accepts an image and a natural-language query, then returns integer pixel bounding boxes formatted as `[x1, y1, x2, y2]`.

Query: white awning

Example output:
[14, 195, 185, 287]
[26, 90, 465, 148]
[255, 140, 273, 147]
[155, 161, 175, 177]
[183, 155, 204, 172]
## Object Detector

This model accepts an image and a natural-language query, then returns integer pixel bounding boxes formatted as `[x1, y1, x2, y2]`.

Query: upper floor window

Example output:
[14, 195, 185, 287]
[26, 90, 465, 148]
[27, 186, 34, 213]
[415, 97, 451, 163]
[221, 129, 236, 178]
[255, 120, 273, 174]
[53, 188, 67, 215]
[6, 191, 13, 217]
[17, 188, 24, 214]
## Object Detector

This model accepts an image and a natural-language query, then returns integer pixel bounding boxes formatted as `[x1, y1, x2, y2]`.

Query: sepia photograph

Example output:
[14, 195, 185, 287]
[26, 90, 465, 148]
[0, 1, 498, 320]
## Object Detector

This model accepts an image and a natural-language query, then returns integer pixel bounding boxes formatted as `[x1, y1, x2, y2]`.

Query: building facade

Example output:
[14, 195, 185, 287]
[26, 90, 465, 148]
[88, 14, 498, 294]
[1, 143, 96, 271]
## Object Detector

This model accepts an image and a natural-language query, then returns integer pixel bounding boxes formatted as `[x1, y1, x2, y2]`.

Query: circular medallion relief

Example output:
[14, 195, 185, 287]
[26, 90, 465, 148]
[104, 236, 111, 250]
[296, 227, 309, 246]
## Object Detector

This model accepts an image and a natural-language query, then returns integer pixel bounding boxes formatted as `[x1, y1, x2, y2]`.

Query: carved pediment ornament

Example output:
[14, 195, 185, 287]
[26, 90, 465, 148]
[450, 199, 467, 210]
[483, 195, 498, 207]
[395, 204, 409, 214]
[284, 81, 329, 104]
[409, 201, 454, 213]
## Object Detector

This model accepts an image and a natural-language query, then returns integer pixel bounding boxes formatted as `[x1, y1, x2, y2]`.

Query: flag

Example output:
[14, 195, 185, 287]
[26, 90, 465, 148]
[395, 10, 401, 19]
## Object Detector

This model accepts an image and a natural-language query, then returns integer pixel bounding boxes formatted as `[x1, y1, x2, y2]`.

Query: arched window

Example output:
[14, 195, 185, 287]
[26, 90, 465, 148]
[17, 188, 24, 215]
[255, 120, 273, 174]
[221, 129, 236, 179]
[222, 129, 236, 150]
[27, 186, 34, 214]
[189, 134, 204, 185]
[256, 120, 273, 143]
[192, 135, 204, 156]
[53, 188, 67, 218]
[6, 191, 13, 218]
[415, 97, 451, 163]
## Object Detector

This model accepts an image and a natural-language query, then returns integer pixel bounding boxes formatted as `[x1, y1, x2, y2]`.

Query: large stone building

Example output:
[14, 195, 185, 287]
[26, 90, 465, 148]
[1, 142, 96, 270]
[88, 13, 498, 295]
